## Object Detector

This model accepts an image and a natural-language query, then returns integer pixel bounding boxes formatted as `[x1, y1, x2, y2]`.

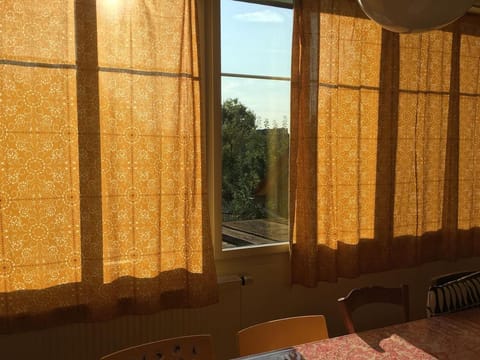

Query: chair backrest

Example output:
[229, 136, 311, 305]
[337, 285, 409, 334]
[237, 315, 329, 357]
[100, 334, 214, 360]
[427, 270, 480, 317]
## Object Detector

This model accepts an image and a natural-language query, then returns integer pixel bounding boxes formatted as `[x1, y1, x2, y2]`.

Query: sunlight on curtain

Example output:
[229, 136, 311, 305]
[0, 0, 217, 331]
[394, 32, 453, 238]
[290, 0, 382, 284]
[290, 0, 480, 285]
[0, 1, 81, 292]
[94, 0, 217, 305]
[458, 33, 480, 232]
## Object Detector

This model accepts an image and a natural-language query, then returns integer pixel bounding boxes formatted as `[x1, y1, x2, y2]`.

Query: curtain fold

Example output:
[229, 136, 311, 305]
[0, 0, 217, 332]
[290, 0, 480, 285]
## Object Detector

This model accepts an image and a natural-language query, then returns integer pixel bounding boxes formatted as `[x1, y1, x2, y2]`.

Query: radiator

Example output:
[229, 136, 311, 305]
[0, 275, 249, 360]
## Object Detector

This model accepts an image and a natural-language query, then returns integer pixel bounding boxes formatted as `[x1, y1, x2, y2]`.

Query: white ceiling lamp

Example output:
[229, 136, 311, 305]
[357, 0, 475, 33]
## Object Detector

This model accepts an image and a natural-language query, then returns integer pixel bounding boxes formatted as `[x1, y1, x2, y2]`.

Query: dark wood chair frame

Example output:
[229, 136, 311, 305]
[430, 271, 474, 286]
[337, 285, 410, 334]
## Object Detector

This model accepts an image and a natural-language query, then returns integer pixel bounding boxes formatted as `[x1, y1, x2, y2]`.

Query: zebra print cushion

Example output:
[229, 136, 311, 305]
[427, 271, 480, 317]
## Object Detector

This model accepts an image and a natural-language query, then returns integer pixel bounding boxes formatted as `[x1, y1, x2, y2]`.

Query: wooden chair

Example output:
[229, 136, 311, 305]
[427, 270, 480, 317]
[337, 285, 409, 334]
[100, 334, 214, 360]
[237, 315, 329, 357]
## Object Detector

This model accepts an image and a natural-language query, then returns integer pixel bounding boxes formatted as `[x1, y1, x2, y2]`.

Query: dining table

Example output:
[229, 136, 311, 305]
[231, 307, 480, 359]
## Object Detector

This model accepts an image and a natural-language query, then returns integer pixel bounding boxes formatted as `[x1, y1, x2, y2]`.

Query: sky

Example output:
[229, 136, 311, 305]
[221, 0, 293, 129]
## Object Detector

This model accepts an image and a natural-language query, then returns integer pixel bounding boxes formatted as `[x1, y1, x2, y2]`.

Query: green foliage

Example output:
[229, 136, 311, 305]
[222, 98, 289, 221]
[222, 98, 265, 219]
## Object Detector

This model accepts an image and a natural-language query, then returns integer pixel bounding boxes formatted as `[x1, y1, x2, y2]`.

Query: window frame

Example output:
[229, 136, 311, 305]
[201, 0, 292, 260]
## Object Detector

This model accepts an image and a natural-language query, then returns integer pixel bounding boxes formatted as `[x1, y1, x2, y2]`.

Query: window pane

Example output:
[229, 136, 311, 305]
[221, 0, 293, 77]
[221, 0, 292, 250]
[221, 98, 289, 248]
[221, 0, 293, 249]
[221, 78, 290, 248]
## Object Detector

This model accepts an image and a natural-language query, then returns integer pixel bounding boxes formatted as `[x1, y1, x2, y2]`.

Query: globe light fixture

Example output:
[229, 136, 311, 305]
[357, 0, 475, 33]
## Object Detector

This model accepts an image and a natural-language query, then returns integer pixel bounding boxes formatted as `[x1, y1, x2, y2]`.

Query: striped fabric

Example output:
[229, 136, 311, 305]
[427, 271, 480, 317]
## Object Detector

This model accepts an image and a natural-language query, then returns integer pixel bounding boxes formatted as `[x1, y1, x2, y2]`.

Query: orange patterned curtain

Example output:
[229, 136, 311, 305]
[0, 0, 217, 331]
[290, 0, 480, 285]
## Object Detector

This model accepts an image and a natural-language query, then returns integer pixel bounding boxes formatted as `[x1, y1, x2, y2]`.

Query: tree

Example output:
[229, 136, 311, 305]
[221, 98, 290, 221]
[222, 98, 265, 220]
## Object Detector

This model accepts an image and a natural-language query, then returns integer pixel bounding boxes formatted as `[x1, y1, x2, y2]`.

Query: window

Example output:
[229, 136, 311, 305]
[219, 0, 293, 250]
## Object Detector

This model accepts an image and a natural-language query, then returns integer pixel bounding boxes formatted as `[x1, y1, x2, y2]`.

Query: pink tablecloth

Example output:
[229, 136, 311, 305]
[294, 308, 480, 359]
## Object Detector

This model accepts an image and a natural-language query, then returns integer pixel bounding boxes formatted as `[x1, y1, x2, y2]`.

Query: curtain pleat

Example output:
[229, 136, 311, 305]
[290, 0, 480, 285]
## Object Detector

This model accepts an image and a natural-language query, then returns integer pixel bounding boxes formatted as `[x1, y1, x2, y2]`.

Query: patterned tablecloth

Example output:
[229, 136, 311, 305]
[233, 308, 480, 359]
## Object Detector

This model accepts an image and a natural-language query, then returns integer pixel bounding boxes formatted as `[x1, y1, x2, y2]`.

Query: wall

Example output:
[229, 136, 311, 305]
[0, 254, 479, 360]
